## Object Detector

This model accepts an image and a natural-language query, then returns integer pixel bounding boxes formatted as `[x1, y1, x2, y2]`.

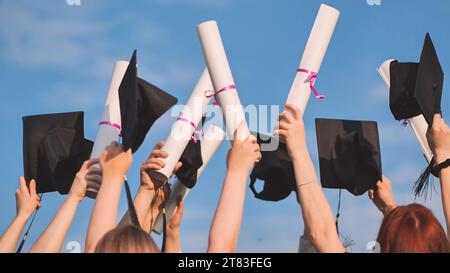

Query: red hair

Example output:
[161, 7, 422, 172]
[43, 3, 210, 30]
[377, 203, 449, 253]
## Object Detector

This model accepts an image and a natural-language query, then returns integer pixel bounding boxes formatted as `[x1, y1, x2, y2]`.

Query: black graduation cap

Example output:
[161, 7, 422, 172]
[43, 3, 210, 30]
[119, 50, 178, 153]
[415, 33, 444, 126]
[175, 137, 203, 189]
[388, 34, 445, 198]
[389, 33, 444, 126]
[249, 132, 296, 202]
[315, 118, 382, 196]
[174, 116, 207, 189]
[22, 112, 93, 194]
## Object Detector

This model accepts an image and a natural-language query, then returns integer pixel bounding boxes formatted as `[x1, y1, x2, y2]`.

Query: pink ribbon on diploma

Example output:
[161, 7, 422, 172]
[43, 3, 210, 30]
[99, 121, 122, 136]
[204, 84, 237, 106]
[177, 115, 204, 143]
[297, 68, 325, 100]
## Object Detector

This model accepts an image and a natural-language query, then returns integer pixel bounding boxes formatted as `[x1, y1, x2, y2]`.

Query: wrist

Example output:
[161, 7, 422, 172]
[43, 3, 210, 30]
[434, 152, 450, 165]
[226, 167, 250, 180]
[67, 193, 83, 205]
[16, 211, 31, 221]
[102, 171, 126, 184]
[381, 202, 397, 216]
[291, 149, 311, 164]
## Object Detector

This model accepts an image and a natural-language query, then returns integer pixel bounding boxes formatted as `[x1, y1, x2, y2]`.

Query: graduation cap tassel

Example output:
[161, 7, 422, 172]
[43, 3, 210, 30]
[123, 177, 140, 227]
[335, 189, 342, 236]
[162, 206, 167, 253]
[414, 159, 435, 199]
[16, 193, 43, 253]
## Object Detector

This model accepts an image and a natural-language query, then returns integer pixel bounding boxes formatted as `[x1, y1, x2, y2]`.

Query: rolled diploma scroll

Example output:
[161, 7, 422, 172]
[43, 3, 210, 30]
[148, 69, 213, 184]
[86, 61, 128, 198]
[197, 20, 250, 140]
[152, 124, 226, 234]
[378, 60, 433, 162]
[285, 4, 339, 114]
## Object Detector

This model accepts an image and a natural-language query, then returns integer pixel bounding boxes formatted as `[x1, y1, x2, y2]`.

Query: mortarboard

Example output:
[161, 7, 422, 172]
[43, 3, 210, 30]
[22, 112, 93, 194]
[175, 138, 203, 189]
[415, 33, 444, 126]
[119, 50, 178, 153]
[389, 33, 444, 127]
[249, 132, 296, 202]
[315, 118, 382, 196]
[388, 33, 445, 198]
[174, 117, 206, 189]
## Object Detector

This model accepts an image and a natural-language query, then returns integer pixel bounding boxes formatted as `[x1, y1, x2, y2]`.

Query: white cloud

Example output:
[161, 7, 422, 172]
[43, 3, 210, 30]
[0, 1, 109, 68]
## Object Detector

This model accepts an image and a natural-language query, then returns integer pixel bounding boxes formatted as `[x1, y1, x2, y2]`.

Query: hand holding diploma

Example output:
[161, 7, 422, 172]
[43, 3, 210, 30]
[148, 69, 213, 185]
[87, 61, 128, 198]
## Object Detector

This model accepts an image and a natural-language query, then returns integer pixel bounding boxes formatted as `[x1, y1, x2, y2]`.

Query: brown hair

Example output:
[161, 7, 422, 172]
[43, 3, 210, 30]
[95, 224, 160, 253]
[377, 203, 449, 253]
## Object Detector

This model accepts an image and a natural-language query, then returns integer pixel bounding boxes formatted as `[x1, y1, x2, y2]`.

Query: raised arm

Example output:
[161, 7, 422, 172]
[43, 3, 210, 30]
[164, 197, 184, 253]
[276, 104, 344, 253]
[368, 176, 397, 217]
[427, 114, 450, 242]
[85, 142, 132, 253]
[208, 124, 261, 253]
[29, 159, 102, 253]
[0, 178, 40, 253]
[118, 141, 181, 232]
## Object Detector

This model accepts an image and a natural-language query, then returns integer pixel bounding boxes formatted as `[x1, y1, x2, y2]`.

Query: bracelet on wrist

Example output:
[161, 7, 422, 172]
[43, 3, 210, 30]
[432, 158, 450, 177]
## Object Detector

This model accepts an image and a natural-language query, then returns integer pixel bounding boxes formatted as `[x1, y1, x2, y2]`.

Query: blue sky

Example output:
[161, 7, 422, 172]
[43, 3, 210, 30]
[1, 0, 449, 253]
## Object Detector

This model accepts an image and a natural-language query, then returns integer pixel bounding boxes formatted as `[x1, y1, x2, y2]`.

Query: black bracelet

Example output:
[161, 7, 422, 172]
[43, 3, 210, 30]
[431, 159, 450, 177]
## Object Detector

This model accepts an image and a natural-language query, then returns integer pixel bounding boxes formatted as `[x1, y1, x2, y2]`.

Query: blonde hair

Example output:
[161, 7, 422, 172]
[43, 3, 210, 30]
[95, 224, 160, 253]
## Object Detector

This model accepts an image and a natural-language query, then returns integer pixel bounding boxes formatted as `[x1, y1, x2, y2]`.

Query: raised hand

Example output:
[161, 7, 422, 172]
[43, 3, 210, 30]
[99, 142, 132, 181]
[368, 176, 397, 216]
[140, 141, 182, 191]
[427, 114, 450, 164]
[274, 104, 307, 160]
[16, 177, 40, 218]
[69, 159, 102, 203]
[226, 122, 261, 175]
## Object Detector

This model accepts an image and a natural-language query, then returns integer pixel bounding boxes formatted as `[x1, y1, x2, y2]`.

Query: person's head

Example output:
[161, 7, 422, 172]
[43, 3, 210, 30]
[377, 203, 449, 253]
[95, 224, 160, 253]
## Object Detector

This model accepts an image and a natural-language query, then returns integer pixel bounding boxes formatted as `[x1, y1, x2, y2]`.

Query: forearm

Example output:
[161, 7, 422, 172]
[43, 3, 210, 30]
[118, 187, 155, 231]
[292, 150, 344, 253]
[439, 167, 450, 241]
[164, 230, 181, 253]
[0, 214, 29, 253]
[85, 175, 123, 252]
[29, 197, 79, 253]
[208, 170, 248, 253]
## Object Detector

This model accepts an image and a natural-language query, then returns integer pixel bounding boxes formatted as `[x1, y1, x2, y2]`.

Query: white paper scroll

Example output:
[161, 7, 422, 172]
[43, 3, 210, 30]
[86, 61, 128, 198]
[152, 124, 226, 234]
[197, 20, 250, 140]
[285, 4, 340, 114]
[378, 59, 433, 162]
[148, 69, 213, 184]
